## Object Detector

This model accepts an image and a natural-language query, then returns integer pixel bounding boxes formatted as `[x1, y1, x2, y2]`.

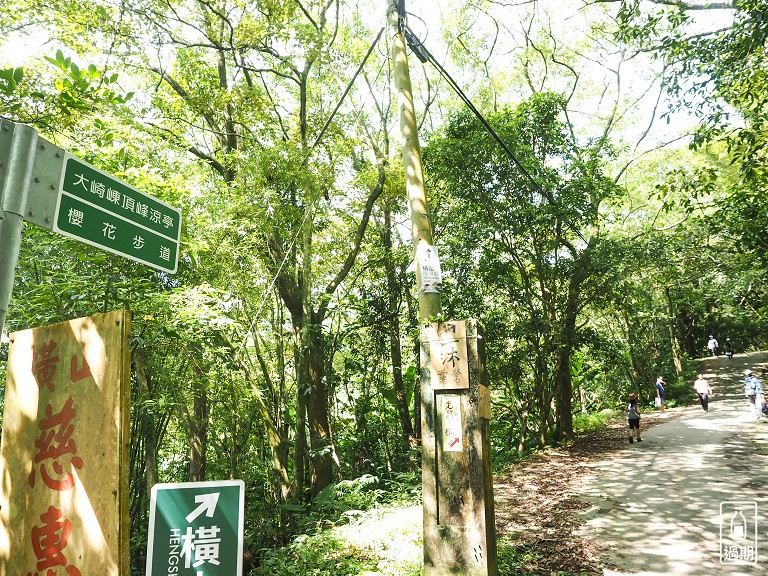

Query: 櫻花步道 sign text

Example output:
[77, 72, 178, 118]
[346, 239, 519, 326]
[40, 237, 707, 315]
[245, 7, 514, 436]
[54, 155, 181, 273]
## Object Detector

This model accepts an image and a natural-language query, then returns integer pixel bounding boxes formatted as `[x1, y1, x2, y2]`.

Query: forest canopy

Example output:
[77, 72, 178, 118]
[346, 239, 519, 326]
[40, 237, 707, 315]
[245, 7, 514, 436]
[1, 0, 766, 573]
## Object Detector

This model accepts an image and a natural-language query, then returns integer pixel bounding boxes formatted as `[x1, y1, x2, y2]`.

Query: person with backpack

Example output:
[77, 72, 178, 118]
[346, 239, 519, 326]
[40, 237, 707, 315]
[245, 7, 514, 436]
[627, 393, 642, 444]
[743, 369, 765, 420]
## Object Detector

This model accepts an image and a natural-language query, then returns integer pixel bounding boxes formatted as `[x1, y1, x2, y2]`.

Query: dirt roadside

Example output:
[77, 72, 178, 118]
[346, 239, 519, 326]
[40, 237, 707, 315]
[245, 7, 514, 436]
[493, 411, 676, 575]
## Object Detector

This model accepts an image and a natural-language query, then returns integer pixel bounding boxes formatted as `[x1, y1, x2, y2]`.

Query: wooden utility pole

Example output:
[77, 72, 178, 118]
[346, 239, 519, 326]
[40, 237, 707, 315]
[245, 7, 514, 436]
[388, 2, 498, 574]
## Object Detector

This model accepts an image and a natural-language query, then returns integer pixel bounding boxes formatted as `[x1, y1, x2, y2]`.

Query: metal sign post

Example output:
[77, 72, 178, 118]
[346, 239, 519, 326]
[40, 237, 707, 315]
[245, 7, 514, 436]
[0, 118, 182, 337]
[0, 121, 36, 339]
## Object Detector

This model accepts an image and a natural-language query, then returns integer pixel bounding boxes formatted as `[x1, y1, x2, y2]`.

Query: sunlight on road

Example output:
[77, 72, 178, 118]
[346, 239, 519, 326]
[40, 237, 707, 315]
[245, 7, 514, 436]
[578, 352, 768, 576]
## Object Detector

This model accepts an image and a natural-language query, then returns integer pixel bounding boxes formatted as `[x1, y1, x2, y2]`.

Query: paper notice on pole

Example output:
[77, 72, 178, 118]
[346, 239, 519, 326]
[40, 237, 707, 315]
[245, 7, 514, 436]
[439, 394, 463, 452]
[417, 244, 442, 293]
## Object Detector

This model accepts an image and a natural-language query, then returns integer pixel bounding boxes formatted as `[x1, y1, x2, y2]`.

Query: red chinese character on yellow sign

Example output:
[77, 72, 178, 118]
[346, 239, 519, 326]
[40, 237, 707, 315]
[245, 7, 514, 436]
[28, 505, 81, 576]
[69, 354, 91, 382]
[28, 399, 84, 491]
[32, 340, 60, 392]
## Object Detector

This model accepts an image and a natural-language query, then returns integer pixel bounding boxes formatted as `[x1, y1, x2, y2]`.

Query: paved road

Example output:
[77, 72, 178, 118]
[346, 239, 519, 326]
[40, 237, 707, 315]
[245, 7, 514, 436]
[577, 351, 768, 576]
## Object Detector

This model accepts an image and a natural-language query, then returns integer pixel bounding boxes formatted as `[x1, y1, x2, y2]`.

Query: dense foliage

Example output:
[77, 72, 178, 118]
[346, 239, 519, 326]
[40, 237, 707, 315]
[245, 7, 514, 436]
[1, 0, 766, 573]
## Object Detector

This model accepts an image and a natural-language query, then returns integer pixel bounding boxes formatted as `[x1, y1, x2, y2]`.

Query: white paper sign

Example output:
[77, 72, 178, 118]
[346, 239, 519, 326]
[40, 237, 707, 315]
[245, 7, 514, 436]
[440, 394, 463, 452]
[417, 244, 442, 293]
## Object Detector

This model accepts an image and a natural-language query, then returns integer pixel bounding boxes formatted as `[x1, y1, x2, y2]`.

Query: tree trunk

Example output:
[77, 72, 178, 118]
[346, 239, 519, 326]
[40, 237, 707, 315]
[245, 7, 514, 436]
[134, 347, 159, 500]
[517, 407, 529, 455]
[537, 376, 550, 448]
[189, 375, 207, 482]
[383, 204, 415, 444]
[555, 268, 584, 442]
[293, 327, 307, 498]
[665, 286, 683, 376]
[306, 319, 334, 496]
[623, 309, 641, 385]
[554, 346, 573, 442]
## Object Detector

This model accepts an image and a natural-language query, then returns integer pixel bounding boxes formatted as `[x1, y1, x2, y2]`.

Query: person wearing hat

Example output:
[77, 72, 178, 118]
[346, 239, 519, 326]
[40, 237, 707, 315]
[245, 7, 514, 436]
[626, 393, 642, 444]
[725, 337, 734, 360]
[707, 335, 719, 357]
[743, 369, 764, 420]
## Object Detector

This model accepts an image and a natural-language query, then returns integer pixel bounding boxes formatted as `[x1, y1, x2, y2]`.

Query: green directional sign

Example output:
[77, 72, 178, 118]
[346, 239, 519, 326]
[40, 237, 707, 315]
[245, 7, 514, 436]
[54, 154, 181, 273]
[146, 480, 244, 576]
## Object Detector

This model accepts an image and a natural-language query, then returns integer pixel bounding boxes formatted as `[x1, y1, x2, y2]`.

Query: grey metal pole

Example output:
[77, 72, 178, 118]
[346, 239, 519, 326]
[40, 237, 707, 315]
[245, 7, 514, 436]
[0, 120, 37, 338]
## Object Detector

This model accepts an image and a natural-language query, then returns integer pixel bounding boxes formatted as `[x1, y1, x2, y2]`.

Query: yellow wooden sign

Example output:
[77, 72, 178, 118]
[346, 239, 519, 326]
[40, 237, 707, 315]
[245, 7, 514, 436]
[478, 384, 491, 420]
[0, 310, 131, 576]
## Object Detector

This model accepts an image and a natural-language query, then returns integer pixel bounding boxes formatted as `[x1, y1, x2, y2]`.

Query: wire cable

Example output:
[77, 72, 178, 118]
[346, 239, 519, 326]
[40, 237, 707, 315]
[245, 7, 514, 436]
[403, 25, 588, 243]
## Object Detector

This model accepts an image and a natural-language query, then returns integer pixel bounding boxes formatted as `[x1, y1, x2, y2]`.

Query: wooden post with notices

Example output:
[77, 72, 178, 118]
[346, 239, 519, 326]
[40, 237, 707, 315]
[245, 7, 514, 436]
[388, 1, 498, 572]
[420, 319, 497, 575]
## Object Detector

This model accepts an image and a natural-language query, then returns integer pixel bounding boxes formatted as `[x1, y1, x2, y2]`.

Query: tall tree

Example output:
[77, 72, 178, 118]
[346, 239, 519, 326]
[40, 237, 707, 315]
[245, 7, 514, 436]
[109, 0, 390, 496]
[425, 93, 619, 441]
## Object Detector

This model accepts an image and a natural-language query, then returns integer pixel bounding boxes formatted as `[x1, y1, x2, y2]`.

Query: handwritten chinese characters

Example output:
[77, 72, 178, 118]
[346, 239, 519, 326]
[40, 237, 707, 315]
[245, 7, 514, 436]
[0, 311, 130, 576]
[30, 506, 81, 576]
[440, 395, 463, 453]
[424, 321, 469, 390]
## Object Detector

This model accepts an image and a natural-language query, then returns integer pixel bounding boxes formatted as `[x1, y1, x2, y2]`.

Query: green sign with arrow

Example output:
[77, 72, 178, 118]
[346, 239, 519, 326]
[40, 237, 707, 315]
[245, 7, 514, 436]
[146, 480, 244, 576]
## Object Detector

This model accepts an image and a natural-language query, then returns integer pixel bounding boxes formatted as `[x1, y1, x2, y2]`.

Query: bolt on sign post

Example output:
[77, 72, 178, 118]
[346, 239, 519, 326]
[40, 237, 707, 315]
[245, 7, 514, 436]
[0, 310, 132, 576]
[0, 118, 181, 337]
[146, 480, 245, 576]
[388, 2, 498, 574]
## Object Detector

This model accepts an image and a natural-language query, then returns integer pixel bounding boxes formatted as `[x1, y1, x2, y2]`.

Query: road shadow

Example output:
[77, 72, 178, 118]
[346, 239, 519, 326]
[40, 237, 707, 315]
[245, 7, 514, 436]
[577, 351, 768, 576]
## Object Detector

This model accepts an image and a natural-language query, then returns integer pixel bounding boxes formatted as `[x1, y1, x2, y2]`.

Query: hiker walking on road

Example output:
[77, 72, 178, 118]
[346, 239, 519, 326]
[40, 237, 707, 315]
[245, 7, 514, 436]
[655, 376, 666, 416]
[707, 335, 719, 356]
[627, 393, 642, 444]
[693, 374, 712, 412]
[725, 337, 734, 360]
[743, 369, 765, 420]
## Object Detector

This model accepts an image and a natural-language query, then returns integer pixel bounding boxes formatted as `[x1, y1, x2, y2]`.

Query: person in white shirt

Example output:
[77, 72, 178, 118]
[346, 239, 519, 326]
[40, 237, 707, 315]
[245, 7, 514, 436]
[693, 374, 712, 412]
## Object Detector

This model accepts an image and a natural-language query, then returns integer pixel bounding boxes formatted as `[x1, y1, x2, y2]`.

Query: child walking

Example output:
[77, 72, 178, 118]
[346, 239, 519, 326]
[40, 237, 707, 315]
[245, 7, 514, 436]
[627, 393, 642, 444]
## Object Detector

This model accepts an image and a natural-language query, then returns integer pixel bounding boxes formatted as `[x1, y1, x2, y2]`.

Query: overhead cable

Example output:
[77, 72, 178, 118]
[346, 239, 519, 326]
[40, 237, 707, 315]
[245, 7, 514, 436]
[403, 24, 588, 243]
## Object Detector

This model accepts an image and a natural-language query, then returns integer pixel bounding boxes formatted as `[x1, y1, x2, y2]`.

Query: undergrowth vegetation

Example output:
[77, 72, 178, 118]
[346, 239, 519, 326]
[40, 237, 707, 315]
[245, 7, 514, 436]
[252, 473, 422, 576]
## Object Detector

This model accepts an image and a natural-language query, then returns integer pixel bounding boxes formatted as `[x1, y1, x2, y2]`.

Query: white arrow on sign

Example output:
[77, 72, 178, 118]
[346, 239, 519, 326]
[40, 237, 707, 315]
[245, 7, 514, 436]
[185, 492, 220, 523]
